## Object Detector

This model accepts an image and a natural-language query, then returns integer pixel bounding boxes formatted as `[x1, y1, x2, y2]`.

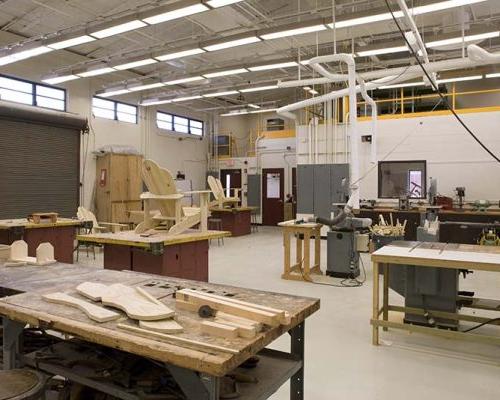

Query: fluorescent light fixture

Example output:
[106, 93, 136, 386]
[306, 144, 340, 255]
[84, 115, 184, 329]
[90, 20, 147, 39]
[309, 89, 319, 95]
[486, 73, 500, 78]
[203, 90, 240, 97]
[203, 36, 261, 52]
[248, 61, 298, 71]
[114, 58, 157, 70]
[99, 89, 130, 97]
[436, 75, 483, 84]
[155, 47, 205, 61]
[77, 67, 116, 77]
[0, 46, 53, 66]
[240, 85, 279, 93]
[427, 31, 500, 48]
[42, 75, 79, 84]
[303, 86, 311, 91]
[142, 4, 209, 25]
[300, 59, 312, 65]
[329, 12, 402, 29]
[357, 45, 408, 57]
[249, 108, 278, 114]
[204, 68, 248, 78]
[48, 35, 96, 49]
[260, 24, 327, 40]
[141, 99, 173, 106]
[165, 76, 205, 85]
[206, 0, 244, 7]
[172, 95, 203, 102]
[128, 82, 165, 92]
[379, 81, 426, 89]
[412, 0, 487, 15]
[248, 104, 260, 109]
[221, 110, 249, 116]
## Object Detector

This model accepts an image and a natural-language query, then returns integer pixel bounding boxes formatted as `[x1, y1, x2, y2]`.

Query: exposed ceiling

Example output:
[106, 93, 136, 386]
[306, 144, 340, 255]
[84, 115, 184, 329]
[1, 0, 500, 114]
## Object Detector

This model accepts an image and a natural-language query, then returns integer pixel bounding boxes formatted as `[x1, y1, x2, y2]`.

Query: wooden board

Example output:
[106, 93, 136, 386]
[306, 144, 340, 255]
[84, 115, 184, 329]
[201, 320, 239, 339]
[139, 319, 183, 333]
[0, 218, 81, 230]
[0, 264, 319, 376]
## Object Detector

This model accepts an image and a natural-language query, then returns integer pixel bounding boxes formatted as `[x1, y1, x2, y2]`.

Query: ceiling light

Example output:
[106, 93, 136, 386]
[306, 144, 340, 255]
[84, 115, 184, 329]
[206, 0, 244, 7]
[357, 45, 408, 57]
[172, 95, 203, 102]
[221, 110, 249, 116]
[203, 90, 240, 97]
[412, 0, 487, 15]
[378, 81, 426, 89]
[300, 59, 312, 65]
[249, 108, 278, 114]
[203, 36, 261, 52]
[329, 12, 402, 29]
[42, 75, 79, 84]
[303, 86, 311, 91]
[141, 99, 174, 106]
[128, 82, 165, 92]
[486, 73, 500, 78]
[436, 75, 483, 84]
[48, 35, 96, 50]
[99, 89, 131, 97]
[114, 58, 157, 70]
[260, 24, 327, 40]
[240, 85, 279, 93]
[142, 4, 209, 25]
[77, 67, 116, 77]
[155, 48, 205, 61]
[90, 20, 147, 39]
[309, 89, 319, 95]
[203, 68, 248, 78]
[165, 76, 205, 85]
[0, 46, 53, 66]
[427, 31, 500, 48]
[248, 61, 298, 71]
[248, 104, 260, 109]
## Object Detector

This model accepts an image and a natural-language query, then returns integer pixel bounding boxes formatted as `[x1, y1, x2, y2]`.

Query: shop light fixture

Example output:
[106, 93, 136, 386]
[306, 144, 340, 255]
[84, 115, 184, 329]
[203, 68, 248, 78]
[0, 46, 53, 66]
[99, 89, 131, 97]
[249, 108, 277, 114]
[203, 36, 261, 52]
[155, 48, 205, 61]
[248, 104, 260, 109]
[142, 3, 209, 25]
[77, 67, 117, 77]
[172, 95, 203, 102]
[90, 20, 147, 39]
[486, 73, 500, 78]
[203, 90, 239, 97]
[128, 82, 165, 92]
[378, 81, 426, 89]
[248, 61, 298, 71]
[141, 98, 174, 105]
[48, 35, 96, 49]
[165, 76, 205, 85]
[426, 31, 500, 48]
[42, 74, 80, 84]
[240, 85, 279, 93]
[114, 58, 158, 70]
[357, 45, 408, 57]
[206, 0, 244, 7]
[260, 24, 327, 40]
[436, 75, 483, 84]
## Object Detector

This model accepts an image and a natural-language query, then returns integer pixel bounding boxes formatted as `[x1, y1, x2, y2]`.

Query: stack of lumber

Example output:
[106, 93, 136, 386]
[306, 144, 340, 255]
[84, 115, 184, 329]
[176, 289, 290, 339]
[369, 214, 406, 237]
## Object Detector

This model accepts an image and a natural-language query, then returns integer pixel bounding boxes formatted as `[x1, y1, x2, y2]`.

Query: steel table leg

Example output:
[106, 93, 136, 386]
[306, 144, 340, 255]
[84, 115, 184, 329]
[165, 363, 219, 400]
[290, 322, 305, 400]
[3, 317, 24, 370]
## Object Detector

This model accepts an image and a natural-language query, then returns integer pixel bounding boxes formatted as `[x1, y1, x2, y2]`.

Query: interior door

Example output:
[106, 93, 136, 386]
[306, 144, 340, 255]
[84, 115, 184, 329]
[262, 168, 284, 226]
[220, 169, 242, 200]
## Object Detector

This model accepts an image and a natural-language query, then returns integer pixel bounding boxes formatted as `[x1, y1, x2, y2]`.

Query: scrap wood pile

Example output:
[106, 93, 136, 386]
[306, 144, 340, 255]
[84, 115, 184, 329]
[369, 214, 407, 236]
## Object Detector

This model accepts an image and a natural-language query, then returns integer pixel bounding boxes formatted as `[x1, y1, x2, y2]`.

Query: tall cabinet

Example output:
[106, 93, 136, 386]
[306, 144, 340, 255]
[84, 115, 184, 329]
[95, 153, 143, 223]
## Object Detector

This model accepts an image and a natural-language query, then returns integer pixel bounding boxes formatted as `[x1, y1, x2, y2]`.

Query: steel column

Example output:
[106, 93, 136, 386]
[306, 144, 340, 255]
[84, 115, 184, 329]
[290, 322, 305, 400]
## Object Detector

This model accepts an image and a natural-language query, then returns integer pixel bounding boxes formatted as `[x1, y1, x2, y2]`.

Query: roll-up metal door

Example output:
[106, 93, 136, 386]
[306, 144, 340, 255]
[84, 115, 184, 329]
[0, 101, 87, 219]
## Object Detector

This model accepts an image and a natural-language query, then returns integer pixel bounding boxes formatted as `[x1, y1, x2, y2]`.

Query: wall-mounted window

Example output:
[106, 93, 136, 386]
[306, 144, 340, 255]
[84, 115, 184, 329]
[92, 97, 138, 124]
[157, 111, 204, 136]
[0, 74, 66, 111]
[378, 160, 427, 199]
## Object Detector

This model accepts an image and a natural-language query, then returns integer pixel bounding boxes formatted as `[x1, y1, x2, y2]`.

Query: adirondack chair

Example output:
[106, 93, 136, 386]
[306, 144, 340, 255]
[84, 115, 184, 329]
[207, 176, 240, 208]
[77, 207, 128, 233]
[135, 160, 210, 235]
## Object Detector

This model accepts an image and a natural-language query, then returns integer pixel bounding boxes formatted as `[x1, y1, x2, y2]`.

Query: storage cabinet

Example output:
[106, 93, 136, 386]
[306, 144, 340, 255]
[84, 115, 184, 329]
[95, 154, 143, 223]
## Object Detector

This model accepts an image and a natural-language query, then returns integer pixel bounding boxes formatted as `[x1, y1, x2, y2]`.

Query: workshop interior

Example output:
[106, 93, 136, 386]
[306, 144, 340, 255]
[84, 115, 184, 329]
[1, 0, 500, 399]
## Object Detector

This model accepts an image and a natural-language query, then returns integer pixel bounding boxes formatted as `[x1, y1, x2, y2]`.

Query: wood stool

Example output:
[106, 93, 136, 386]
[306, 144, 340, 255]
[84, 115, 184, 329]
[208, 218, 224, 246]
[0, 369, 46, 400]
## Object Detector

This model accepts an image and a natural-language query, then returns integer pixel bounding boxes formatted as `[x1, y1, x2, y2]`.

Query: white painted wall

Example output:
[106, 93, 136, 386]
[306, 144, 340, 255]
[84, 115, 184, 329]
[0, 31, 209, 212]
[297, 111, 500, 202]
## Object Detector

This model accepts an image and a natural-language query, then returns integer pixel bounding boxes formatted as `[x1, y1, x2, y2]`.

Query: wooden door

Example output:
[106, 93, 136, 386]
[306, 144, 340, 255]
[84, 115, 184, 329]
[220, 169, 242, 199]
[262, 168, 284, 226]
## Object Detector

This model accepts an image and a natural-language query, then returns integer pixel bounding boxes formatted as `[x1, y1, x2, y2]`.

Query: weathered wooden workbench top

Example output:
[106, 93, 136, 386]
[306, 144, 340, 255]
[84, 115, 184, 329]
[0, 218, 82, 230]
[0, 263, 319, 376]
[209, 206, 256, 213]
[76, 229, 231, 248]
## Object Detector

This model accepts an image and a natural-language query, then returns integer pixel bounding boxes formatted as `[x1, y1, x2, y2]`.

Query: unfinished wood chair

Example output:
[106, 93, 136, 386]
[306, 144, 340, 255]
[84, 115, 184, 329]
[135, 160, 210, 235]
[207, 176, 240, 209]
[77, 207, 128, 233]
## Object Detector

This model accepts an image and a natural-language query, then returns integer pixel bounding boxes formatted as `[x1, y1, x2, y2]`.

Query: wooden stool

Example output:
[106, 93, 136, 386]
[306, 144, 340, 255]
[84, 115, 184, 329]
[0, 369, 46, 400]
[208, 218, 224, 246]
[251, 209, 259, 233]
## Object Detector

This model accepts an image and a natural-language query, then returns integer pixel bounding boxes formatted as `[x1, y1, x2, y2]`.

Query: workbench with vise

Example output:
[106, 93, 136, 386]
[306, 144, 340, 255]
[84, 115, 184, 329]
[0, 262, 319, 400]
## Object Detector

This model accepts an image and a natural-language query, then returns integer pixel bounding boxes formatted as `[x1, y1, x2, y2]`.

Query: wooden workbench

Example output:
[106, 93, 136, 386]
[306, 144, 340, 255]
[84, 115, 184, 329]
[209, 207, 255, 237]
[77, 229, 231, 281]
[371, 241, 500, 349]
[0, 218, 82, 264]
[278, 220, 323, 282]
[0, 263, 319, 399]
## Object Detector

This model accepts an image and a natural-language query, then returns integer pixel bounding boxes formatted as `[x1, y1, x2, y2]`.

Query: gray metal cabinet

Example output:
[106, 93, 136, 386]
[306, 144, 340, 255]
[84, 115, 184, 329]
[247, 174, 261, 209]
[297, 165, 314, 214]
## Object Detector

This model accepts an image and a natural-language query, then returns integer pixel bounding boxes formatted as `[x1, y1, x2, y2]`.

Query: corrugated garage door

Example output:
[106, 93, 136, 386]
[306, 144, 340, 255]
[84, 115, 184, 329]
[0, 101, 87, 219]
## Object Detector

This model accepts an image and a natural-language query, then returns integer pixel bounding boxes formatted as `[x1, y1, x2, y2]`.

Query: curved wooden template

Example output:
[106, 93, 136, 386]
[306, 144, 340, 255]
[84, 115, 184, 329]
[139, 319, 183, 334]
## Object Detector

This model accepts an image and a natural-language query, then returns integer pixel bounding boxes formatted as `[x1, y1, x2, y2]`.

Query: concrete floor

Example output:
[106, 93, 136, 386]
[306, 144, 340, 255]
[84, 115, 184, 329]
[81, 227, 500, 400]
